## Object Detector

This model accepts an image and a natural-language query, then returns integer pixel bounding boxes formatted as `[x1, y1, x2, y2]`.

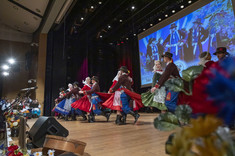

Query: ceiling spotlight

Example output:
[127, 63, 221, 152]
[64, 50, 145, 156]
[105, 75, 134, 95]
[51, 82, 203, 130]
[108, 25, 111, 29]
[133, 33, 136, 36]
[131, 6, 135, 10]
[165, 14, 168, 17]
[158, 18, 161, 21]
[119, 19, 122, 22]
[143, 28, 146, 31]
[98, 1, 102, 4]
[91, 6, 94, 9]
[8, 58, 15, 64]
[150, 23, 153, 26]
[126, 38, 129, 40]
[172, 10, 175, 13]
[2, 65, 9, 70]
[188, 0, 192, 3]
[81, 17, 84, 20]
[2, 71, 9, 76]
[100, 35, 103, 38]
[181, 5, 184, 8]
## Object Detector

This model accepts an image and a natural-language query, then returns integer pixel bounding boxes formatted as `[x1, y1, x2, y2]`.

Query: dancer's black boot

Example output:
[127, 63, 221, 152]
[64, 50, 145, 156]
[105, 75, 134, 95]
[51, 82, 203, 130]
[81, 111, 87, 121]
[129, 110, 140, 124]
[115, 115, 122, 125]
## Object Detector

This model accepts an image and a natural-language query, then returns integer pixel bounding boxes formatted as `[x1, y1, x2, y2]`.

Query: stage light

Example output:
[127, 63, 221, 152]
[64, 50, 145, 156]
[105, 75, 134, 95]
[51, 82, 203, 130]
[108, 25, 111, 29]
[2, 71, 9, 76]
[8, 58, 15, 64]
[172, 10, 175, 13]
[181, 5, 184, 8]
[119, 19, 122, 22]
[143, 28, 146, 31]
[131, 6, 135, 10]
[188, 0, 192, 4]
[150, 23, 153, 26]
[133, 33, 136, 36]
[2, 64, 9, 70]
[126, 38, 129, 40]
[121, 41, 124, 44]
[91, 6, 94, 9]
[99, 1, 102, 4]
[165, 14, 168, 17]
[100, 35, 103, 38]
[158, 18, 161, 21]
[81, 17, 84, 20]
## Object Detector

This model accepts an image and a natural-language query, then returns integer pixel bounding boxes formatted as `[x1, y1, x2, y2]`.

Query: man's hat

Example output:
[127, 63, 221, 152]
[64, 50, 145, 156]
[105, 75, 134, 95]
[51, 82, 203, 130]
[119, 66, 129, 73]
[73, 81, 79, 87]
[213, 47, 229, 55]
[91, 76, 99, 83]
[193, 18, 202, 24]
[170, 23, 177, 29]
[162, 52, 173, 58]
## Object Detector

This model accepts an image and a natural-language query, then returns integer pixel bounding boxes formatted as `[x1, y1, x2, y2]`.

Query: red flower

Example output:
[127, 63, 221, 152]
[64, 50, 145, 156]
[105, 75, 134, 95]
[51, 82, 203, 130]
[8, 145, 18, 151]
[10, 112, 14, 115]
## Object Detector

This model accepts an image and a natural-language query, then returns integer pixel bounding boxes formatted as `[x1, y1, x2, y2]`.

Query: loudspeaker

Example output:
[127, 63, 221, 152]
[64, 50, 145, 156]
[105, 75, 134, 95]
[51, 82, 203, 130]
[28, 116, 69, 147]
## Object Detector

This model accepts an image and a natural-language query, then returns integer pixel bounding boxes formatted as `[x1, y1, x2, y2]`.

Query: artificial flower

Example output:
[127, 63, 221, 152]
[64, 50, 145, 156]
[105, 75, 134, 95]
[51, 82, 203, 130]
[195, 135, 227, 156]
[168, 129, 196, 156]
[184, 115, 222, 138]
[207, 57, 235, 125]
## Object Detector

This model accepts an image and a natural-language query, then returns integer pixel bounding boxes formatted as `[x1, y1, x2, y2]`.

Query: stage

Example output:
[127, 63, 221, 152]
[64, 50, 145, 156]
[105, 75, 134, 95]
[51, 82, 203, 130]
[28, 113, 172, 156]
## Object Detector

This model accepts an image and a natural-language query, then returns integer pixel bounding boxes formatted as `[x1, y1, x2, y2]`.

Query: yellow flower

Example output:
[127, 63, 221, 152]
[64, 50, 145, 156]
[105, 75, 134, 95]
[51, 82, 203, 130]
[168, 129, 198, 156]
[168, 115, 227, 156]
[184, 115, 222, 138]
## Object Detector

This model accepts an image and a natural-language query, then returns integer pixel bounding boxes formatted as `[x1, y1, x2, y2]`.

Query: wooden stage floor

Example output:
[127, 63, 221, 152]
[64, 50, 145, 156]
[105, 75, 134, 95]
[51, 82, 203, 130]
[28, 113, 172, 156]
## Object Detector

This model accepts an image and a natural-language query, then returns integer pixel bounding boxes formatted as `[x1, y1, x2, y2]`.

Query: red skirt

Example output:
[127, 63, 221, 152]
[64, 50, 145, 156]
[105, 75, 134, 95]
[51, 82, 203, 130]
[98, 89, 144, 111]
[71, 95, 92, 112]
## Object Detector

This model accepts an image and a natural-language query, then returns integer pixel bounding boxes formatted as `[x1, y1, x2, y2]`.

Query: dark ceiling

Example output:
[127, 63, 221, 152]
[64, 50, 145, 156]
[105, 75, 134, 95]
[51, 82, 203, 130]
[64, 0, 197, 43]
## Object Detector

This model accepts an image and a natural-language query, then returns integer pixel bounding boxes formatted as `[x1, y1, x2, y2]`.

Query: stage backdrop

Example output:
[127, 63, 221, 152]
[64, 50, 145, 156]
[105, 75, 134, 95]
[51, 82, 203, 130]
[138, 0, 235, 87]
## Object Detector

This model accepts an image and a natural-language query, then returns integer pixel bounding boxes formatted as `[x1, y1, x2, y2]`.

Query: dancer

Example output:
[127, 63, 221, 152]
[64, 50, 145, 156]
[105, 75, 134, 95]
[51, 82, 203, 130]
[151, 52, 181, 112]
[54, 83, 74, 121]
[141, 60, 167, 113]
[213, 47, 230, 62]
[81, 77, 92, 91]
[66, 82, 87, 121]
[53, 87, 66, 119]
[110, 66, 142, 125]
[72, 76, 110, 122]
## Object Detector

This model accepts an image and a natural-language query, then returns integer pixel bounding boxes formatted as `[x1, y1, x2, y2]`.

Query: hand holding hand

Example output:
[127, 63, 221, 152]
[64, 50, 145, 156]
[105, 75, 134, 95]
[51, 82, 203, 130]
[151, 87, 156, 93]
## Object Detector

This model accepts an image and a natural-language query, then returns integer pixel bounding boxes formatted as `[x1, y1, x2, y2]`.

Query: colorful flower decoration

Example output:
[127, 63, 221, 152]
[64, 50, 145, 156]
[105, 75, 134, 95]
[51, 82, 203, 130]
[166, 115, 235, 156]
[207, 57, 235, 125]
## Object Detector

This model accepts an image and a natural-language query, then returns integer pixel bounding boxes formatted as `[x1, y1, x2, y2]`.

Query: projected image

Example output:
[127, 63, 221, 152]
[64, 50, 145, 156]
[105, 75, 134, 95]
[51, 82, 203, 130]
[139, 0, 235, 86]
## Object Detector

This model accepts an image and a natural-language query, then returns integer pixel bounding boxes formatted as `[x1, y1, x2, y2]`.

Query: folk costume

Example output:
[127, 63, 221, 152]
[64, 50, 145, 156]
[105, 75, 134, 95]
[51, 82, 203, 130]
[153, 52, 181, 112]
[65, 82, 87, 121]
[54, 84, 74, 120]
[71, 76, 110, 122]
[141, 65, 167, 111]
[110, 66, 143, 124]
[52, 88, 66, 119]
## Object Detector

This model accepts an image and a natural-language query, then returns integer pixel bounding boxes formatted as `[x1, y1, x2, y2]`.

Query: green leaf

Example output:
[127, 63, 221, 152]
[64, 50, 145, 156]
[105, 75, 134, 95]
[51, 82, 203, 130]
[154, 112, 180, 131]
[175, 105, 192, 125]
[164, 78, 184, 92]
[182, 66, 204, 82]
